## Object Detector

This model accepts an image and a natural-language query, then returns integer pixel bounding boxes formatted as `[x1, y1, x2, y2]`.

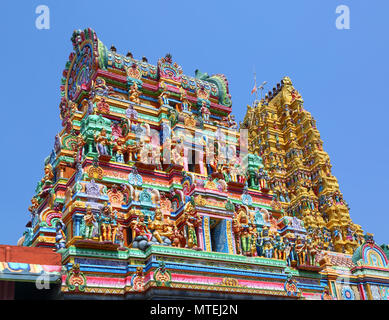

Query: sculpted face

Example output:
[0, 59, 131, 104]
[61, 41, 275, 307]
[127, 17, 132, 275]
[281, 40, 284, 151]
[240, 211, 248, 223]
[155, 209, 162, 220]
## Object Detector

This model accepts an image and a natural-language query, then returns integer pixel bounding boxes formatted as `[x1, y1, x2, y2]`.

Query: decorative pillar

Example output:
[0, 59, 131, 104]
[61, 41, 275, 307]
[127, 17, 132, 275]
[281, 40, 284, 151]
[202, 216, 211, 252]
[365, 283, 373, 300]
[226, 219, 235, 254]
[358, 283, 366, 300]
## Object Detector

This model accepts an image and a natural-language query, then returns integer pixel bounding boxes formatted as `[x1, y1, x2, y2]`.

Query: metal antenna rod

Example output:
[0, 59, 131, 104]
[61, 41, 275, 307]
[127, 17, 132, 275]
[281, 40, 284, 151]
[259, 81, 268, 100]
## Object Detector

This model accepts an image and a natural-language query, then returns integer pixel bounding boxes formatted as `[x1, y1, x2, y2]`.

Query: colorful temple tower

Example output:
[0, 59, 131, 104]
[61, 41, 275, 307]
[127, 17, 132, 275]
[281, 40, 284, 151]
[9, 28, 389, 300]
[241, 78, 363, 255]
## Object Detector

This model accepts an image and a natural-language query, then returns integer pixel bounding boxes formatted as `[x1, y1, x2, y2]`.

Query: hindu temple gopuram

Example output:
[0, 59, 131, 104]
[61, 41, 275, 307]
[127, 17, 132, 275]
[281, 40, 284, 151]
[2, 28, 389, 300]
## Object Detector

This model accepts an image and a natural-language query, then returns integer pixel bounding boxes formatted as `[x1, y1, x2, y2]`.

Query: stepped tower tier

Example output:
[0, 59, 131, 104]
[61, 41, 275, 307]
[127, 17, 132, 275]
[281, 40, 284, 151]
[241, 76, 363, 254]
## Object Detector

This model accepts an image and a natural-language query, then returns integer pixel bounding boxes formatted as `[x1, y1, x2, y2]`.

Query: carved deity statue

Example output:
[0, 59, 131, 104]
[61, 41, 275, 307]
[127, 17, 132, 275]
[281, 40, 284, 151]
[233, 208, 257, 256]
[55, 221, 67, 250]
[256, 227, 274, 258]
[295, 236, 307, 265]
[182, 202, 202, 249]
[116, 224, 125, 249]
[129, 82, 141, 104]
[200, 101, 210, 122]
[273, 233, 286, 260]
[72, 134, 86, 164]
[148, 208, 175, 244]
[82, 205, 97, 239]
[112, 137, 127, 163]
[306, 234, 321, 266]
[158, 84, 170, 106]
[94, 129, 111, 157]
[179, 87, 191, 112]
[97, 202, 117, 242]
[41, 164, 54, 185]
[130, 210, 152, 242]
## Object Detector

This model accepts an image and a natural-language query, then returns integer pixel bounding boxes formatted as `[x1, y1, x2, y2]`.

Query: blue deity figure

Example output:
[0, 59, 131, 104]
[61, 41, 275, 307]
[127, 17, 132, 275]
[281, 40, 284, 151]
[285, 239, 297, 266]
[55, 221, 67, 250]
[94, 129, 111, 156]
[256, 227, 274, 258]
[274, 234, 286, 260]
[96, 203, 118, 242]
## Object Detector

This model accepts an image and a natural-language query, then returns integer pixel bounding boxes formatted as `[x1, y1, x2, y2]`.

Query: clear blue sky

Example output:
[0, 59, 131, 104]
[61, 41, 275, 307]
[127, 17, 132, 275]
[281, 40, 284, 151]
[0, 0, 388, 246]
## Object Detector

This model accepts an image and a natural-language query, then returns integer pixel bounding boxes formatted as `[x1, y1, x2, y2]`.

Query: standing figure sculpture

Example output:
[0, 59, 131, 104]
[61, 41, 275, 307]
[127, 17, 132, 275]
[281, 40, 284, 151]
[116, 224, 126, 249]
[94, 129, 111, 157]
[306, 235, 321, 266]
[233, 207, 256, 256]
[97, 202, 117, 242]
[274, 233, 286, 260]
[285, 238, 298, 267]
[158, 84, 170, 106]
[82, 205, 97, 239]
[55, 221, 67, 250]
[200, 101, 210, 122]
[257, 227, 274, 258]
[180, 87, 191, 112]
[113, 137, 126, 163]
[295, 236, 307, 265]
[182, 202, 202, 250]
[74, 134, 85, 164]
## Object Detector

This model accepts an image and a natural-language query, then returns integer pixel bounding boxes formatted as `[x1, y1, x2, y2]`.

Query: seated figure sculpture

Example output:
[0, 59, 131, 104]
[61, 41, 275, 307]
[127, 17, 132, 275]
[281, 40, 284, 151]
[130, 210, 153, 251]
[148, 208, 174, 246]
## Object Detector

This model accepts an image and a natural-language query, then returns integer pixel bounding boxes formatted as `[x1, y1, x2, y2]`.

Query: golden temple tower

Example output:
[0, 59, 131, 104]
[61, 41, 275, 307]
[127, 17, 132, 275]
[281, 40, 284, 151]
[241, 76, 363, 254]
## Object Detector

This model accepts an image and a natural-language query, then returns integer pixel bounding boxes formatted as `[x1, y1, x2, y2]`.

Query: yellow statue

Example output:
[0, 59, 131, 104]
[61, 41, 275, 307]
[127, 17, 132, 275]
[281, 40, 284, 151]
[158, 84, 170, 106]
[182, 202, 202, 249]
[41, 164, 54, 185]
[148, 208, 174, 243]
[232, 208, 256, 256]
[129, 82, 141, 104]
[94, 129, 111, 157]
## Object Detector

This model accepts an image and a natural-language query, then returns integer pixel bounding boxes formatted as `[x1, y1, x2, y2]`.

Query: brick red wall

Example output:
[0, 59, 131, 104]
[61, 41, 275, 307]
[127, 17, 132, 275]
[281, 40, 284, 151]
[0, 245, 61, 265]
